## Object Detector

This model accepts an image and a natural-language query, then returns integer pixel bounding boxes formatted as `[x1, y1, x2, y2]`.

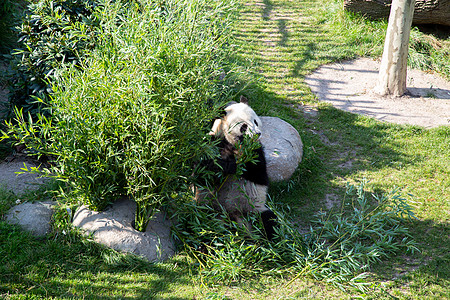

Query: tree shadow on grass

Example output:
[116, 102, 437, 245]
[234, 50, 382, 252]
[277, 19, 288, 47]
[265, 102, 449, 296]
[366, 219, 449, 298]
[0, 222, 191, 299]
[268, 102, 424, 204]
[262, 0, 273, 21]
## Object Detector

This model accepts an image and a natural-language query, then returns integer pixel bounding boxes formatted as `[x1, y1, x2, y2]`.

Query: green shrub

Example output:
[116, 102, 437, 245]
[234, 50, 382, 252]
[6, 0, 100, 118]
[2, 0, 240, 231]
[0, 0, 25, 54]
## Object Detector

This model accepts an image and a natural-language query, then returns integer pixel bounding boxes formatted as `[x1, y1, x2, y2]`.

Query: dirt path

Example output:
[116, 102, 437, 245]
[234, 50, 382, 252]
[305, 57, 450, 128]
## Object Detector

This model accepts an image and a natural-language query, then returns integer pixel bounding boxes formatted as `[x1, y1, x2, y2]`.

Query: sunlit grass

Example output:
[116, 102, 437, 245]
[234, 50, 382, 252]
[0, 0, 449, 299]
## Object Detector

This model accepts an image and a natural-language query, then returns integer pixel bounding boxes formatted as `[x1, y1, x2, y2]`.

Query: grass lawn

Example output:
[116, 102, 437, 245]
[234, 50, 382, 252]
[1, 0, 449, 299]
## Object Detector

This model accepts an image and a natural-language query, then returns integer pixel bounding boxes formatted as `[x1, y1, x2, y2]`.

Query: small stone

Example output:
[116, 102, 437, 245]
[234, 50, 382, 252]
[5, 201, 56, 237]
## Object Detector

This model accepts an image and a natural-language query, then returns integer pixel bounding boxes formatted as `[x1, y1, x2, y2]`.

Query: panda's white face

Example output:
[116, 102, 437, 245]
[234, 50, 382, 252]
[210, 102, 262, 145]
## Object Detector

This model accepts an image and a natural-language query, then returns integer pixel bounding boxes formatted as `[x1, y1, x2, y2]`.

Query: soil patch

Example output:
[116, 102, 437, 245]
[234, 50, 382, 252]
[305, 57, 450, 128]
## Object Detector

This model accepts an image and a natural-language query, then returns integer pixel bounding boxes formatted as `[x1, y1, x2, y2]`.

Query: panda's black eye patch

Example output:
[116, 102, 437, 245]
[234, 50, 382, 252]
[254, 120, 259, 126]
[240, 123, 248, 134]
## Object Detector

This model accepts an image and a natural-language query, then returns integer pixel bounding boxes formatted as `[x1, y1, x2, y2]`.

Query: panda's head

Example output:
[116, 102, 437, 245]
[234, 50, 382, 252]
[210, 96, 262, 145]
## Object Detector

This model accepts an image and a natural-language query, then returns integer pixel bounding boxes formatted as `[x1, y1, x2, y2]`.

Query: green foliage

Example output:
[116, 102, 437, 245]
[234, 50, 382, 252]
[0, 0, 24, 54]
[0, 186, 16, 218]
[173, 181, 418, 289]
[2, 0, 241, 231]
[6, 0, 100, 118]
[408, 28, 450, 79]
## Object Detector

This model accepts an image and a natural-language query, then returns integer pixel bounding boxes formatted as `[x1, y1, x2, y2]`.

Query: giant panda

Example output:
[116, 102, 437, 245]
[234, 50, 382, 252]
[196, 95, 277, 240]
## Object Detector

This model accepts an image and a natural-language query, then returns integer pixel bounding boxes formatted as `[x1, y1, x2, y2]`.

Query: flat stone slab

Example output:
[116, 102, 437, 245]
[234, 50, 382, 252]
[260, 116, 303, 182]
[73, 198, 175, 262]
[5, 200, 56, 236]
[0, 157, 46, 193]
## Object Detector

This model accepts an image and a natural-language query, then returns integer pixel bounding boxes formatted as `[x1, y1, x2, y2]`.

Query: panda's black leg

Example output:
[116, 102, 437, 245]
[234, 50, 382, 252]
[260, 210, 278, 241]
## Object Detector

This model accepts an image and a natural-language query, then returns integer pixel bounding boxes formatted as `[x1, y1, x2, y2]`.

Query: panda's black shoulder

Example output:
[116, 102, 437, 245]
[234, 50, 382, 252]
[242, 144, 269, 186]
[214, 137, 238, 175]
[216, 137, 234, 157]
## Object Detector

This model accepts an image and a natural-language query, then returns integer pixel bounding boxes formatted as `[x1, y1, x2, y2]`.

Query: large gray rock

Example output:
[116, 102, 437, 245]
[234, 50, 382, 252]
[5, 201, 56, 236]
[260, 117, 303, 182]
[73, 198, 175, 262]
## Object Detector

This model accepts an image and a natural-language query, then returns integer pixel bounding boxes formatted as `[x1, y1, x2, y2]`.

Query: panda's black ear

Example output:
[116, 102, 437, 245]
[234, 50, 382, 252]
[240, 95, 249, 104]
[221, 101, 237, 116]
[214, 102, 233, 118]
[224, 101, 237, 108]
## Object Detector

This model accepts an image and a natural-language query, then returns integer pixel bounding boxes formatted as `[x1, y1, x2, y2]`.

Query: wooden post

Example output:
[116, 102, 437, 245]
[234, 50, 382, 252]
[374, 0, 416, 97]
